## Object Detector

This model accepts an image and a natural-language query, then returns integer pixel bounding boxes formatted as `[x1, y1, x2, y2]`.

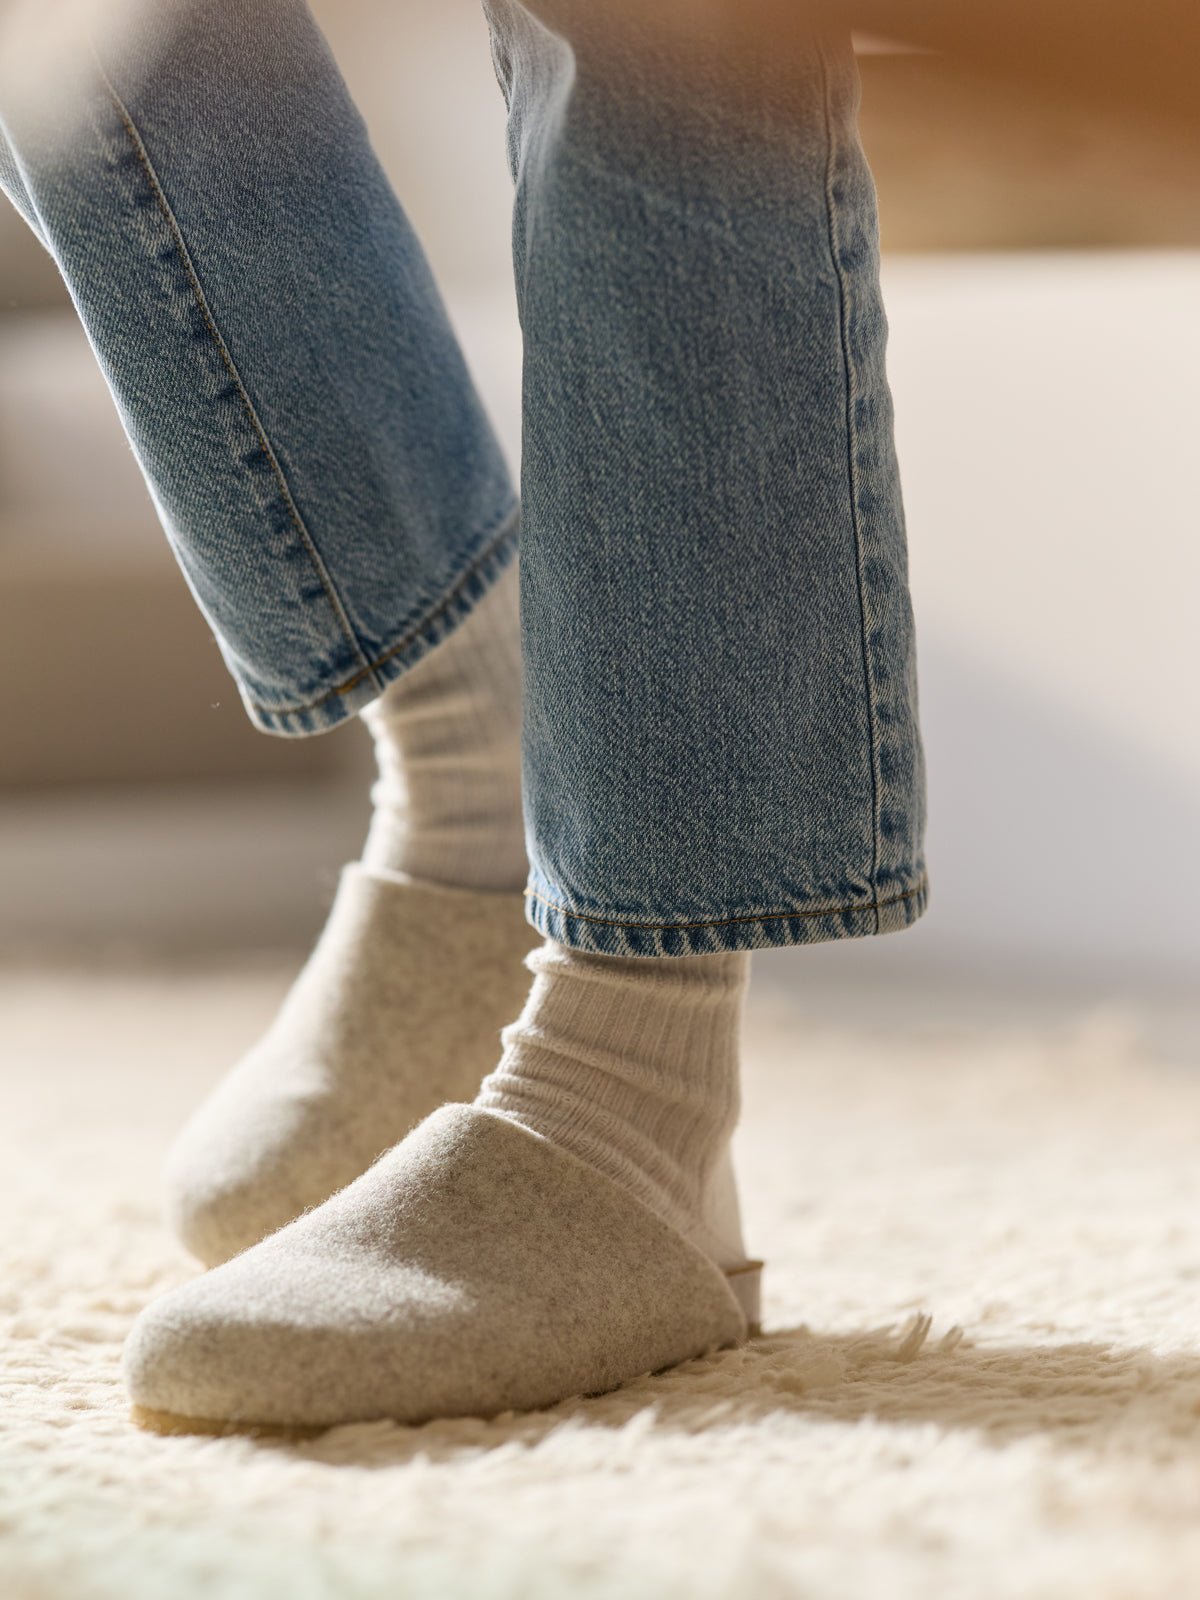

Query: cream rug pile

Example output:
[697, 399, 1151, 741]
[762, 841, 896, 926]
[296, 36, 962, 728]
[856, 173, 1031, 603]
[3, 965, 1200, 1599]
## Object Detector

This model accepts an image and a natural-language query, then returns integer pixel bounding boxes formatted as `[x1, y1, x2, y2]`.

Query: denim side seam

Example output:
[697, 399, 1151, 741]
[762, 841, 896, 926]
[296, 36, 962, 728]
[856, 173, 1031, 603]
[245, 508, 520, 735]
[817, 39, 884, 935]
[98, 68, 381, 701]
[524, 876, 929, 958]
[0, 120, 46, 246]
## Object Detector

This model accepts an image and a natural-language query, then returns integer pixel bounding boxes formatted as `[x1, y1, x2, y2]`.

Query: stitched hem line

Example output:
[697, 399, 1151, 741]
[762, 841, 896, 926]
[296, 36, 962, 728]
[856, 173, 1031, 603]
[244, 507, 519, 720]
[523, 877, 928, 934]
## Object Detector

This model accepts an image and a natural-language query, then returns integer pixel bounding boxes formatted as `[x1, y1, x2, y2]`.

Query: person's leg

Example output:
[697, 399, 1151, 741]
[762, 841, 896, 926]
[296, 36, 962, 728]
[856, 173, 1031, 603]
[0, 1, 536, 1264]
[3, 2, 518, 728]
[162, 566, 535, 1268]
[473, 0, 924, 1291]
[498, 1, 926, 954]
[125, 4, 927, 1429]
[475, 0, 924, 1272]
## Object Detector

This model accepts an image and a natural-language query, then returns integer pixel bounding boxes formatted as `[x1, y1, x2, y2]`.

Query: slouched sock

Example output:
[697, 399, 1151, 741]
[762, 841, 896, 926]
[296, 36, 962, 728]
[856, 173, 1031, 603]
[478, 938, 751, 1270]
[360, 561, 525, 892]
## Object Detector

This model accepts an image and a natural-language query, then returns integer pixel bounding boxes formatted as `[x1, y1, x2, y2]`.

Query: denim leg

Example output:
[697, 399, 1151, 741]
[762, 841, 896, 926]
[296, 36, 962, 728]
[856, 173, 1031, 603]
[0, 2, 517, 735]
[485, 3, 927, 956]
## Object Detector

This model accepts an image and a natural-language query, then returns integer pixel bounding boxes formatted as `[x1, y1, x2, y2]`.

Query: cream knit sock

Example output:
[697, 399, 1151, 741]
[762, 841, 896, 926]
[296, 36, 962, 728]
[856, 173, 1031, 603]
[477, 939, 752, 1272]
[360, 561, 525, 892]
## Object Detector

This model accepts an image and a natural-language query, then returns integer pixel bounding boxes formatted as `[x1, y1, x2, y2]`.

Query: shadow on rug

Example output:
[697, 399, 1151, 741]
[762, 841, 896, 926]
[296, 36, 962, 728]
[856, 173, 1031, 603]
[240, 1315, 1200, 1469]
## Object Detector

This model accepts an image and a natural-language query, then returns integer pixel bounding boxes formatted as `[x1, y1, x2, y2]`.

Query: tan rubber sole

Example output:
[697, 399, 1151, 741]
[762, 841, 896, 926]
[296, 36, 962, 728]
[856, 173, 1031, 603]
[130, 1404, 323, 1439]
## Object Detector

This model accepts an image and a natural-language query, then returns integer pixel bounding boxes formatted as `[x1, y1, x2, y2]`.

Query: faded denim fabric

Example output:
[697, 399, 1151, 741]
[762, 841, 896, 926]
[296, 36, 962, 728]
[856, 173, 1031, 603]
[1, 1, 926, 957]
[1, 2, 518, 735]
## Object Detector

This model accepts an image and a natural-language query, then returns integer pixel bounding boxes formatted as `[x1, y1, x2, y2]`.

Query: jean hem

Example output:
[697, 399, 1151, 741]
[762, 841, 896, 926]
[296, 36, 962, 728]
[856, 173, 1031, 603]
[237, 508, 520, 737]
[523, 875, 929, 957]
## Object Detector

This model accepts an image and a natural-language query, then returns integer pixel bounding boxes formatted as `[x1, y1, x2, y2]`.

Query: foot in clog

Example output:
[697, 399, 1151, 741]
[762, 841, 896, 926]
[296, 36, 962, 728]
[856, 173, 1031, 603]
[126, 1106, 751, 1432]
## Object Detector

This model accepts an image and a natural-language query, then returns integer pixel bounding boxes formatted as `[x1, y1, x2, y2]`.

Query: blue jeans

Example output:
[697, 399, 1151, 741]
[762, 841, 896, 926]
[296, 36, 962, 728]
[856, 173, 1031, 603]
[1, 0, 926, 957]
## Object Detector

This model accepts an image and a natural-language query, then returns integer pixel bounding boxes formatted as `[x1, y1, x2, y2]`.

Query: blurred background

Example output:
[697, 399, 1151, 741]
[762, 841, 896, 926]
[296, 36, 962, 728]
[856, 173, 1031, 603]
[2, 0, 1197, 1047]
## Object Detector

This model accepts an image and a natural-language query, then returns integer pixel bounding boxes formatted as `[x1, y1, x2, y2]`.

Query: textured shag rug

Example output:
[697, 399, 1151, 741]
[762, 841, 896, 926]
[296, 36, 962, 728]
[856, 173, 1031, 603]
[3, 965, 1200, 1600]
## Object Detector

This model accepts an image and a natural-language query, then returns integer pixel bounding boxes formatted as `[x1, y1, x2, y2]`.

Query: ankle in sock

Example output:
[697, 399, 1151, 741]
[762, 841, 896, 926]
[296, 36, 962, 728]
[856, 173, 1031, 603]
[477, 938, 752, 1272]
[360, 561, 526, 893]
